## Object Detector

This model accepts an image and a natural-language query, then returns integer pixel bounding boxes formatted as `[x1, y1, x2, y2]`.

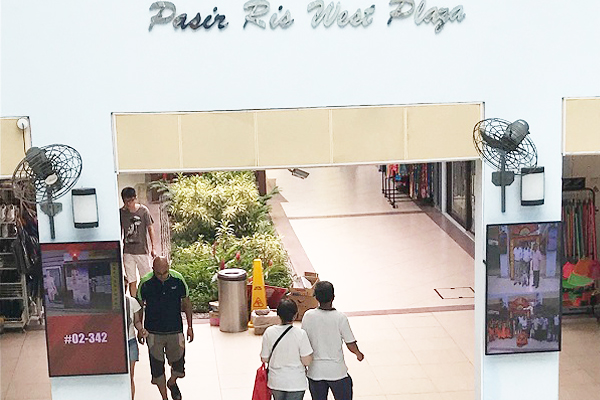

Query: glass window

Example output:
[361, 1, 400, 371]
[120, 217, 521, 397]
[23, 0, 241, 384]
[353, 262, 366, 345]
[447, 161, 475, 231]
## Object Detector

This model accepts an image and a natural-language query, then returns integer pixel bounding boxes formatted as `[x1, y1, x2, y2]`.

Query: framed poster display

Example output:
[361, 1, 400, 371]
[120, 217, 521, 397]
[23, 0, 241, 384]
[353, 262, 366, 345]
[485, 222, 562, 355]
[42, 241, 128, 377]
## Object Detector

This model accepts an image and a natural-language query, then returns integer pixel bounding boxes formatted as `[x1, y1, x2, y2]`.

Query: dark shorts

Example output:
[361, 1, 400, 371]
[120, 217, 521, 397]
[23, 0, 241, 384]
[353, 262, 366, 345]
[128, 338, 139, 362]
[308, 375, 353, 400]
[147, 333, 185, 386]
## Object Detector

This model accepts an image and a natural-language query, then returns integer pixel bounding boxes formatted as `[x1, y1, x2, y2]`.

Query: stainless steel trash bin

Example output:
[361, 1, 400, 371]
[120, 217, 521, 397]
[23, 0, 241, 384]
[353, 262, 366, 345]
[217, 268, 248, 332]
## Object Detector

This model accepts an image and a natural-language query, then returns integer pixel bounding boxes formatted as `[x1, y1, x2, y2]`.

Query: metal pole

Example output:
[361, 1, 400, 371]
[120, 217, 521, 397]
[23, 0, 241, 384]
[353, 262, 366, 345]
[500, 152, 506, 213]
[49, 212, 56, 239]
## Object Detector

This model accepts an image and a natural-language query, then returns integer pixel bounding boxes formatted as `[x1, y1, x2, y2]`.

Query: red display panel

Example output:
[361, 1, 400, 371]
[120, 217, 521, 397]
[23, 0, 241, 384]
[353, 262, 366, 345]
[42, 241, 128, 377]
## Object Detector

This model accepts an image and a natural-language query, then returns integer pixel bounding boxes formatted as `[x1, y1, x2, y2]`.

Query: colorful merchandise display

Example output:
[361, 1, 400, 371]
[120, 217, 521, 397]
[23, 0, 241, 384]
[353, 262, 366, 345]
[561, 189, 598, 312]
[562, 198, 597, 261]
[380, 163, 436, 207]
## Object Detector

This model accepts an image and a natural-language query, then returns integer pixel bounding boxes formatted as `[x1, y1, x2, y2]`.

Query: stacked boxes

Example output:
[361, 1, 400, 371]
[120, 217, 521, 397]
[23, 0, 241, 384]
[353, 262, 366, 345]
[251, 309, 281, 335]
[286, 272, 319, 321]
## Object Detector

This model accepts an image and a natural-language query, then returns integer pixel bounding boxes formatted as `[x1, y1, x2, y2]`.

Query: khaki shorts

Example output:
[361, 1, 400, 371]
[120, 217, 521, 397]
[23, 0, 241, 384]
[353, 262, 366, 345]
[147, 333, 186, 385]
[123, 253, 152, 283]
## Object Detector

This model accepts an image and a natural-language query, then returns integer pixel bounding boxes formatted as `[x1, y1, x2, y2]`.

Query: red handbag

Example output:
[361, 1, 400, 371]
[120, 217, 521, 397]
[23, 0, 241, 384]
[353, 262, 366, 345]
[252, 362, 271, 400]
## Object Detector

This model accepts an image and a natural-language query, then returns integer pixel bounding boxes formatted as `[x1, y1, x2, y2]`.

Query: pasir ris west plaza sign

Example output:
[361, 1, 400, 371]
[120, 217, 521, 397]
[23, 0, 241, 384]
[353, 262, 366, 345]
[148, 0, 465, 34]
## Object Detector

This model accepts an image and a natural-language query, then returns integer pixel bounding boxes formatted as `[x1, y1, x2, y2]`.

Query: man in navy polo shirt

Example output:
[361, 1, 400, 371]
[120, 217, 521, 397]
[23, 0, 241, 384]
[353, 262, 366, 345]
[137, 256, 194, 400]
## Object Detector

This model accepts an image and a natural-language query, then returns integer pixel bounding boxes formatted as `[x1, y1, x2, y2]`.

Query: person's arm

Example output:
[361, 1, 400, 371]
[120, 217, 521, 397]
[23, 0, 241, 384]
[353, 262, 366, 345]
[339, 314, 364, 361]
[260, 327, 274, 363]
[133, 310, 144, 334]
[136, 302, 148, 344]
[147, 224, 157, 258]
[345, 341, 364, 361]
[182, 296, 194, 342]
[299, 329, 313, 366]
[301, 354, 313, 366]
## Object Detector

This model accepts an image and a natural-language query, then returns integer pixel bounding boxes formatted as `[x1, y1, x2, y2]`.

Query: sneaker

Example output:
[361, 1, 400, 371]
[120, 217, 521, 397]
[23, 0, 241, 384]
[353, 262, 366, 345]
[167, 382, 182, 400]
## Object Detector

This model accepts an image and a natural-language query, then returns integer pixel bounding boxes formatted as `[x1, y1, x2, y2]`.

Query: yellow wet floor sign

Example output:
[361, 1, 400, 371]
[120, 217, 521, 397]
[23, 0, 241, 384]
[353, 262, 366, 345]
[251, 258, 268, 312]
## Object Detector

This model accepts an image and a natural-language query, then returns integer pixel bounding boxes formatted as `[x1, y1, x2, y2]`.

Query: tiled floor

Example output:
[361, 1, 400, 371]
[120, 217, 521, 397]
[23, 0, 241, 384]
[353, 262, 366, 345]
[3, 313, 599, 400]
[268, 166, 475, 312]
[1, 165, 600, 399]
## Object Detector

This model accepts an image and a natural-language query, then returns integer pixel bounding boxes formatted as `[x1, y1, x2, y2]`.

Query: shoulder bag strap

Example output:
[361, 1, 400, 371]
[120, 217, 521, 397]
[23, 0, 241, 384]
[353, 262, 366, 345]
[267, 325, 293, 367]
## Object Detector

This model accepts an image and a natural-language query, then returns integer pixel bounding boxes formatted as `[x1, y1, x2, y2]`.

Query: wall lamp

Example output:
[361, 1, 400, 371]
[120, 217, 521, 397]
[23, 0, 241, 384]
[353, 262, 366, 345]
[289, 168, 309, 179]
[521, 167, 545, 206]
[72, 188, 99, 228]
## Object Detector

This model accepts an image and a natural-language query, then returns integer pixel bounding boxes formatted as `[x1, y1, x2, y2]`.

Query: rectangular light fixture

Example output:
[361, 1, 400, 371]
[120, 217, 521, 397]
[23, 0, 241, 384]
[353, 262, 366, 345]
[521, 167, 545, 206]
[72, 188, 99, 228]
[288, 168, 309, 179]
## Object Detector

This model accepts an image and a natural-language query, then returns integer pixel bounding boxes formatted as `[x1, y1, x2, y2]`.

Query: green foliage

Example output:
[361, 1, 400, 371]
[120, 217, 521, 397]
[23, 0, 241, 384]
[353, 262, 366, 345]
[163, 172, 291, 312]
[169, 172, 276, 245]
[171, 244, 218, 313]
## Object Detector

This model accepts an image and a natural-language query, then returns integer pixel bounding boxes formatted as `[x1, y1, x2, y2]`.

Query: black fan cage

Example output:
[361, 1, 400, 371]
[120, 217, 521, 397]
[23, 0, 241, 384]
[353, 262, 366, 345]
[473, 118, 537, 172]
[12, 144, 83, 204]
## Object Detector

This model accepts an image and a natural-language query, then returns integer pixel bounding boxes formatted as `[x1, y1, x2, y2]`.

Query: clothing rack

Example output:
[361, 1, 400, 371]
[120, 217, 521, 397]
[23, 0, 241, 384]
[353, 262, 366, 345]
[562, 188, 597, 262]
[379, 165, 408, 208]
[407, 164, 434, 202]
[380, 163, 435, 208]
[0, 181, 43, 330]
[561, 187, 599, 316]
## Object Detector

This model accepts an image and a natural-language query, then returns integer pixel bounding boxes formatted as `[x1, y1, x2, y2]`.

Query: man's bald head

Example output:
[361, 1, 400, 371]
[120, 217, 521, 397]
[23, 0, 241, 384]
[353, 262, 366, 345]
[153, 256, 170, 281]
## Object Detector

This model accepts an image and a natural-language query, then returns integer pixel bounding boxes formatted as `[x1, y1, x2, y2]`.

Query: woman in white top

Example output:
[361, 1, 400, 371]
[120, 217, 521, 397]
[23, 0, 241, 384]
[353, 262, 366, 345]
[126, 293, 143, 399]
[260, 299, 313, 400]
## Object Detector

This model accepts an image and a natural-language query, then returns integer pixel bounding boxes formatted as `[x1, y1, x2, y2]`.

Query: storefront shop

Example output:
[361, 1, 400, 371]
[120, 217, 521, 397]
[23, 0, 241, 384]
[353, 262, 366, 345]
[2, 1, 600, 400]
[379, 160, 475, 234]
[0, 118, 36, 330]
[561, 98, 600, 318]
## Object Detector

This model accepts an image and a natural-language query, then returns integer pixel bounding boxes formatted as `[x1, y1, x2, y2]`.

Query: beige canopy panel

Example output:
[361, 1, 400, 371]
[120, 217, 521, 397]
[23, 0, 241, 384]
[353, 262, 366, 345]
[114, 103, 482, 173]
[0, 118, 30, 178]
[564, 98, 600, 154]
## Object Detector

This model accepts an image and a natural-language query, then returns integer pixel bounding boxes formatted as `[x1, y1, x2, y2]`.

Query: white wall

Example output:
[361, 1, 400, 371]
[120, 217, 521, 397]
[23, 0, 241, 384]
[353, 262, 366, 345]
[2, 1, 600, 399]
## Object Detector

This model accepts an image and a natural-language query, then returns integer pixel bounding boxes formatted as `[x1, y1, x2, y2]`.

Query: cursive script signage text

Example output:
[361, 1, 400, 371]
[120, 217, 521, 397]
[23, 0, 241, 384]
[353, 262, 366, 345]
[148, 1, 465, 33]
[388, 0, 465, 33]
[149, 1, 229, 31]
[307, 1, 376, 28]
[244, 0, 294, 29]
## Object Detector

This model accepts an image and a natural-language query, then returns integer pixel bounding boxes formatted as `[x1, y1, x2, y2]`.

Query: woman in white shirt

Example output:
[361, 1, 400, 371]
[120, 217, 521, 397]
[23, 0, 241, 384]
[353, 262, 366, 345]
[260, 299, 313, 400]
[126, 293, 143, 400]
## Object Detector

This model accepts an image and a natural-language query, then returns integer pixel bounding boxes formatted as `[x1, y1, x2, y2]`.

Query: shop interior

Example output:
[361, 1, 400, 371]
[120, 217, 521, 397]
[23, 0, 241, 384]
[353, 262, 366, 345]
[0, 180, 42, 331]
[561, 154, 600, 317]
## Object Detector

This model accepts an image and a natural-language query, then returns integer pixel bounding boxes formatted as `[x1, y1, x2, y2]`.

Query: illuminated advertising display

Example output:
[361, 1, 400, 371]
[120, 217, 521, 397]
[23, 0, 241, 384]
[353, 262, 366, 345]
[485, 222, 562, 355]
[42, 241, 128, 377]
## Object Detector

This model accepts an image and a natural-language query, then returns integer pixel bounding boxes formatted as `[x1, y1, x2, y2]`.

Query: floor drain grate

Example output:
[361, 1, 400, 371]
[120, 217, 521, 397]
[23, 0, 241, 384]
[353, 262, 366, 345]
[434, 287, 475, 299]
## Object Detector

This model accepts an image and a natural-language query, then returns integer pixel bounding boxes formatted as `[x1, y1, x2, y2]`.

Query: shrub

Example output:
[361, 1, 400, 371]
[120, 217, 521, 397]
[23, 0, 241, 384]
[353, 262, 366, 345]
[169, 172, 275, 245]
[163, 172, 292, 312]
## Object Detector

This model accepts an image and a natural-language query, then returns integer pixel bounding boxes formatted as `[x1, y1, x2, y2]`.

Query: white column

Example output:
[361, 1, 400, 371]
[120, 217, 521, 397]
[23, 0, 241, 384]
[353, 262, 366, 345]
[474, 100, 562, 400]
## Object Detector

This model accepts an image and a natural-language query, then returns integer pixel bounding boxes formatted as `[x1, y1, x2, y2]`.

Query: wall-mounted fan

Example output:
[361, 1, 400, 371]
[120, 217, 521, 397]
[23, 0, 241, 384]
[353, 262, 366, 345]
[12, 145, 83, 239]
[473, 119, 537, 212]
